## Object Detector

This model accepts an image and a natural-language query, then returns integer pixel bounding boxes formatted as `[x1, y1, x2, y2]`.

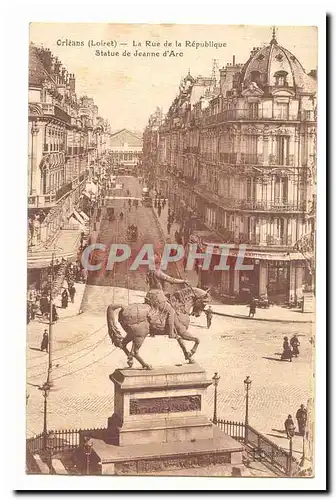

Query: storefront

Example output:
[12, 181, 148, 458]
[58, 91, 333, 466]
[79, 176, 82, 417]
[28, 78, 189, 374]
[267, 260, 290, 302]
[191, 236, 307, 304]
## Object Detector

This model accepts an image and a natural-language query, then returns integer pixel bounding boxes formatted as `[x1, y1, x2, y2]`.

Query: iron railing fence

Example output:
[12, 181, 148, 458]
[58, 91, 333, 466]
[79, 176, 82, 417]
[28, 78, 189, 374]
[215, 419, 245, 442]
[214, 419, 300, 476]
[26, 427, 106, 455]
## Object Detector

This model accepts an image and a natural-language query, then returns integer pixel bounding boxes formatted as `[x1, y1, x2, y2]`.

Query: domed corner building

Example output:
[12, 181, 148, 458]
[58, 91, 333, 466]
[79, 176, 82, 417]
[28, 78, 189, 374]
[155, 29, 317, 304]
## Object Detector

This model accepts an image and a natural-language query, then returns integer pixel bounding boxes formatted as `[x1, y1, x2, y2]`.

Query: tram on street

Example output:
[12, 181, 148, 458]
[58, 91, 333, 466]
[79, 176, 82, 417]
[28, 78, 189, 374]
[142, 186, 152, 207]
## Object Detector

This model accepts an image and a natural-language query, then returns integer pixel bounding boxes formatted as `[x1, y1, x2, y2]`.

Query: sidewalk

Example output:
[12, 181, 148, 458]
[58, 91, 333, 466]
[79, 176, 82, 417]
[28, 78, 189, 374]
[211, 303, 314, 324]
[151, 203, 313, 325]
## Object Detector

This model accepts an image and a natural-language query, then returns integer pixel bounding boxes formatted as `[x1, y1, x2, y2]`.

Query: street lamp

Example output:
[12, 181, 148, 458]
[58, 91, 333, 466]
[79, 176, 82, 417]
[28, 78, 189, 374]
[212, 372, 220, 424]
[287, 422, 295, 477]
[83, 437, 93, 475]
[46, 432, 55, 474]
[38, 381, 51, 450]
[244, 376, 252, 441]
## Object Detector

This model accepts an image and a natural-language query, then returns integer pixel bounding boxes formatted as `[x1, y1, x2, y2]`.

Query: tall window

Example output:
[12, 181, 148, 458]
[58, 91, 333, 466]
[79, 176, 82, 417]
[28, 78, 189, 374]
[276, 136, 289, 165]
[273, 218, 285, 238]
[248, 103, 259, 119]
[276, 102, 289, 120]
[247, 135, 258, 163]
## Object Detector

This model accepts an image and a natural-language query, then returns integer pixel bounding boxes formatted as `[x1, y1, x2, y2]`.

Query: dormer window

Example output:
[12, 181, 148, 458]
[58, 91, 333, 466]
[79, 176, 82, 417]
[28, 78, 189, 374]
[274, 70, 288, 87]
[250, 70, 262, 86]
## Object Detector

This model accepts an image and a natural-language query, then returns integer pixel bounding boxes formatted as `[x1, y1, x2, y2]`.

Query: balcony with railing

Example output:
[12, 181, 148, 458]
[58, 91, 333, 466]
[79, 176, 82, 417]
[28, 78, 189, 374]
[266, 235, 293, 246]
[183, 146, 199, 154]
[201, 108, 316, 125]
[193, 184, 307, 212]
[40, 103, 72, 124]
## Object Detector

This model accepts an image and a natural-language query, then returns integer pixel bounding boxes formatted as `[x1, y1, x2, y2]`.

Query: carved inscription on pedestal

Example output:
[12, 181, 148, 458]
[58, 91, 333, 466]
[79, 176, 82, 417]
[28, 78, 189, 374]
[115, 452, 231, 474]
[129, 395, 201, 415]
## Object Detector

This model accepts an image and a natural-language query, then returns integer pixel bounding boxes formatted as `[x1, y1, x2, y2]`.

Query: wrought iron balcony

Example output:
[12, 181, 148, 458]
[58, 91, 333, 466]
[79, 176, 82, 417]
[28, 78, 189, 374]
[201, 108, 316, 124]
[266, 235, 293, 246]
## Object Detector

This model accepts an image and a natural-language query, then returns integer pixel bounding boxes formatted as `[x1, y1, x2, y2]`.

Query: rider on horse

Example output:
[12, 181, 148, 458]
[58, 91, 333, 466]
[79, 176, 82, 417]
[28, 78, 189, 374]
[145, 253, 188, 338]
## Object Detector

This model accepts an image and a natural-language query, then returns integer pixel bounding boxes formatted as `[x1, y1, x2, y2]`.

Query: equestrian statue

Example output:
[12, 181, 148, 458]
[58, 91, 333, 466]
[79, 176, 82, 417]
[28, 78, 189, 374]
[106, 254, 210, 370]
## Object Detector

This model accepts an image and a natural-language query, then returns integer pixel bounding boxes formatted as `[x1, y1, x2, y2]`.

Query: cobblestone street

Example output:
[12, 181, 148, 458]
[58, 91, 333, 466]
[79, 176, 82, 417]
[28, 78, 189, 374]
[26, 176, 314, 464]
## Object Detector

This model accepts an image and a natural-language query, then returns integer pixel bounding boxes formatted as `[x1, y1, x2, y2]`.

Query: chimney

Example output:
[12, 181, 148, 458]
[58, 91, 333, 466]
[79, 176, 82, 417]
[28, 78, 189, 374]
[219, 67, 227, 93]
[233, 55, 236, 65]
[69, 73, 76, 94]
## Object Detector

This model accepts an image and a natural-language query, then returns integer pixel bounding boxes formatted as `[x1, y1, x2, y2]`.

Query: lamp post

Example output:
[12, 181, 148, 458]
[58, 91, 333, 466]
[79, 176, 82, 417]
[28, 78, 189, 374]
[39, 381, 51, 450]
[288, 422, 295, 477]
[47, 252, 55, 387]
[212, 372, 220, 424]
[46, 432, 55, 474]
[83, 437, 93, 475]
[244, 376, 252, 442]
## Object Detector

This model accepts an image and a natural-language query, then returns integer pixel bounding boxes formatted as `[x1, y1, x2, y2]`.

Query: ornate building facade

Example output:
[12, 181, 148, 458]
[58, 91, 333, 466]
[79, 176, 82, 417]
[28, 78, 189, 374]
[28, 44, 111, 285]
[144, 32, 317, 303]
[108, 129, 143, 169]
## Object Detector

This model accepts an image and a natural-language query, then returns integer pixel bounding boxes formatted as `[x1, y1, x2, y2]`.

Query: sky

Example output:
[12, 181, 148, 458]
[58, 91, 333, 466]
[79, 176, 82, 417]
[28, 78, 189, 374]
[30, 24, 318, 132]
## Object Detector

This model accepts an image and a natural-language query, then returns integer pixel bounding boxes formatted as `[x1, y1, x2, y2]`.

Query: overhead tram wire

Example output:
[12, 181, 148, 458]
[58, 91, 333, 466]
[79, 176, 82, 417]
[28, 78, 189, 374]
[27, 327, 108, 370]
[27, 333, 109, 381]
[29, 324, 106, 361]
[52, 347, 118, 382]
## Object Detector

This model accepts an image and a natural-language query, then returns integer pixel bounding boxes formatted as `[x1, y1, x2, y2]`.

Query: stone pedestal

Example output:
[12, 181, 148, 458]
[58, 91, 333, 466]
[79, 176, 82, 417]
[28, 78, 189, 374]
[107, 364, 213, 446]
[86, 364, 244, 475]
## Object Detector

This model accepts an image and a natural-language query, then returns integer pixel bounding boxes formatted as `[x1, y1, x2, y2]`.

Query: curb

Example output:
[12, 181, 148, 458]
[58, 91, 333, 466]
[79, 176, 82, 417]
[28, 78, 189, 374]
[212, 310, 313, 324]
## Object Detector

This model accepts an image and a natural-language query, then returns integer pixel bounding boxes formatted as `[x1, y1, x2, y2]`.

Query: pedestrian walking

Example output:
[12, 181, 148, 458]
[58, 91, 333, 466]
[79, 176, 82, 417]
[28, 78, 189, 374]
[61, 289, 69, 309]
[119, 211, 124, 220]
[248, 297, 256, 318]
[27, 302, 31, 324]
[52, 304, 59, 322]
[40, 329, 48, 353]
[40, 295, 49, 318]
[296, 404, 307, 436]
[30, 301, 38, 320]
[69, 285, 76, 304]
[167, 223, 171, 235]
[290, 334, 300, 357]
[284, 414, 295, 439]
[205, 306, 213, 329]
[281, 336, 293, 362]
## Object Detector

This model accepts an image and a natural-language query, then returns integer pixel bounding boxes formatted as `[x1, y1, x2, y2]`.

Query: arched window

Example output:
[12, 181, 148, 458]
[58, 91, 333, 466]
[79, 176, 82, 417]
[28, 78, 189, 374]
[274, 71, 288, 87]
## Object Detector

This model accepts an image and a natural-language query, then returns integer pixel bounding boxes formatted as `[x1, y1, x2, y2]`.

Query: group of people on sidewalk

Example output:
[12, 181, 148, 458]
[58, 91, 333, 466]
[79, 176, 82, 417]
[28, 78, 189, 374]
[61, 285, 76, 309]
[284, 404, 308, 438]
[27, 289, 58, 324]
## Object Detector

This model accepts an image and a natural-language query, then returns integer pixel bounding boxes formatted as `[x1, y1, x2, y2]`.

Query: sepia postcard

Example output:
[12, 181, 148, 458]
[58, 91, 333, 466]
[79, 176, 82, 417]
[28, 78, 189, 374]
[26, 22, 318, 481]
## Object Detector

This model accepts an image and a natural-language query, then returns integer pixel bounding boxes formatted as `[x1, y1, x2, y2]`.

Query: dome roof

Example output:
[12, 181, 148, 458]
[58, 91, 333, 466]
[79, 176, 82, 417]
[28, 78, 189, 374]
[241, 31, 316, 94]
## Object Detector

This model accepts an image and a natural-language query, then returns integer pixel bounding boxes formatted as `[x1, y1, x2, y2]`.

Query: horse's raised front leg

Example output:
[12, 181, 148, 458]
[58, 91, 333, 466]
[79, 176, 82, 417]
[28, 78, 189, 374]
[179, 331, 200, 362]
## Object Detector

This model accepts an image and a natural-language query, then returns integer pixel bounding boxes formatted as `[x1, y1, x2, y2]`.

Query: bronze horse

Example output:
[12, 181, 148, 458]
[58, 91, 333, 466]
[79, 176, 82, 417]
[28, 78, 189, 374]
[106, 286, 210, 369]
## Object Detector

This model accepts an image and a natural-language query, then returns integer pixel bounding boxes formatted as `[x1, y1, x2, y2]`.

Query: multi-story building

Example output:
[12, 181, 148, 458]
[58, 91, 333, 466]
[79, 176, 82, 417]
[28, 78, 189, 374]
[28, 43, 110, 288]
[146, 31, 317, 303]
[108, 129, 143, 170]
[142, 107, 163, 190]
